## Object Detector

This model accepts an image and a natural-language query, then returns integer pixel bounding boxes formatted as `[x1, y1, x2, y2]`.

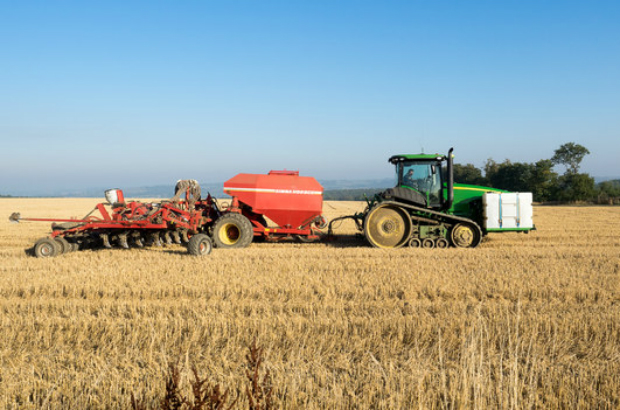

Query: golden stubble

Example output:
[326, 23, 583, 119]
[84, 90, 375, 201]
[0, 198, 619, 409]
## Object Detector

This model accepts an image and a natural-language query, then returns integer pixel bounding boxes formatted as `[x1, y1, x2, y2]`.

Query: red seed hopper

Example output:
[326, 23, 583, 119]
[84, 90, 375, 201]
[223, 170, 326, 241]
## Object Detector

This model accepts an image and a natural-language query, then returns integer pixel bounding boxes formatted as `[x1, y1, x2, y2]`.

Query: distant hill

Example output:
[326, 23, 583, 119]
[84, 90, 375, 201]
[5, 178, 394, 199]
[323, 188, 385, 201]
[320, 178, 393, 190]
[6, 176, 620, 200]
[594, 176, 620, 183]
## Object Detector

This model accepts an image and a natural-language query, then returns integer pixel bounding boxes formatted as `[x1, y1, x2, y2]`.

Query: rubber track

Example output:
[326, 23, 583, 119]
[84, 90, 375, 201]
[378, 200, 483, 238]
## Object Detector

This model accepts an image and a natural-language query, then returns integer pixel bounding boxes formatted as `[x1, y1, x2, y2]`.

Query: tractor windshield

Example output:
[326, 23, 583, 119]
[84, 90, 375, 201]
[398, 161, 443, 207]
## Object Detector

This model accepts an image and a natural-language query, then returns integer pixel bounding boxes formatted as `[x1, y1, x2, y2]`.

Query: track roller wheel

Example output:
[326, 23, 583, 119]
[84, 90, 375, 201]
[408, 238, 421, 248]
[187, 234, 213, 256]
[421, 238, 435, 249]
[436, 238, 450, 249]
[364, 205, 411, 249]
[212, 213, 253, 249]
[450, 222, 482, 248]
[54, 237, 72, 254]
[34, 238, 60, 258]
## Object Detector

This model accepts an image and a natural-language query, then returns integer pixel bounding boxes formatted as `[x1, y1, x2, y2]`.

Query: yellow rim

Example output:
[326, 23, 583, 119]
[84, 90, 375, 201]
[452, 224, 474, 247]
[366, 206, 411, 249]
[218, 223, 240, 246]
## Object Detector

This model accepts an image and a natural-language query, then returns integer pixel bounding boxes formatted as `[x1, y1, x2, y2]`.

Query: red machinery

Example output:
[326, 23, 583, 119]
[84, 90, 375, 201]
[223, 170, 327, 243]
[10, 172, 328, 258]
[10, 188, 219, 257]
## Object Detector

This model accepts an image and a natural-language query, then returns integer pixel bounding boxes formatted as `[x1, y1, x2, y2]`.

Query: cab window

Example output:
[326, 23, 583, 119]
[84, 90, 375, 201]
[399, 161, 443, 207]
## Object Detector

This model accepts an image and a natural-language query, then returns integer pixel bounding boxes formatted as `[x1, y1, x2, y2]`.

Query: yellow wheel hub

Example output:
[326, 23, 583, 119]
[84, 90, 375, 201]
[451, 223, 478, 248]
[365, 206, 411, 248]
[218, 222, 240, 246]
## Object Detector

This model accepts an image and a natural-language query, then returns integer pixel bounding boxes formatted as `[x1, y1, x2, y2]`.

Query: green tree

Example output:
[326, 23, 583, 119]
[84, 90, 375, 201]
[556, 173, 595, 202]
[550, 142, 594, 202]
[484, 159, 532, 193]
[551, 142, 590, 174]
[598, 180, 620, 196]
[453, 163, 486, 186]
[483, 158, 499, 179]
[528, 159, 558, 202]
[596, 180, 620, 204]
[483, 159, 558, 202]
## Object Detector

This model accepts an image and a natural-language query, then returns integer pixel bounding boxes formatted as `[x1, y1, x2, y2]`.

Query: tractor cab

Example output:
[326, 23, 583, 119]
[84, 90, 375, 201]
[387, 149, 454, 210]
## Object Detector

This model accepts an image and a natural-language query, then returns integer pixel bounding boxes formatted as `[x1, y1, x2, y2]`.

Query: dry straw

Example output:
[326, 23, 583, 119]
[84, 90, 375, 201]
[0, 198, 619, 408]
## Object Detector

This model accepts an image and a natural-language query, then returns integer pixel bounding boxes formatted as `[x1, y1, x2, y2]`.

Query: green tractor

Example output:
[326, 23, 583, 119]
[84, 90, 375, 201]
[330, 148, 534, 249]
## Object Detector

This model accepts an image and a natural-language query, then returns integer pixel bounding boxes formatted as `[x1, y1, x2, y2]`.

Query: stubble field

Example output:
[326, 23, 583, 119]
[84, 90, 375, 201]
[0, 198, 619, 409]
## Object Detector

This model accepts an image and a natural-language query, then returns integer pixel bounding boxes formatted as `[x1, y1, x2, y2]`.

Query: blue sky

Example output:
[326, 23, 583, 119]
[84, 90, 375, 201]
[1, 1, 619, 195]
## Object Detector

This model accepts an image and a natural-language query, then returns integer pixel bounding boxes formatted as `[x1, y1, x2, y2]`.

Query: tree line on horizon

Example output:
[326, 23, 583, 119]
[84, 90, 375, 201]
[2, 143, 617, 203]
[453, 142, 619, 204]
[324, 143, 620, 204]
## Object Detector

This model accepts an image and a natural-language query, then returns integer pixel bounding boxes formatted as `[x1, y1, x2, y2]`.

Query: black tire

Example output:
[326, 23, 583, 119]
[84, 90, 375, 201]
[34, 238, 60, 258]
[212, 213, 254, 249]
[364, 205, 412, 249]
[54, 237, 72, 254]
[450, 222, 482, 248]
[187, 234, 213, 256]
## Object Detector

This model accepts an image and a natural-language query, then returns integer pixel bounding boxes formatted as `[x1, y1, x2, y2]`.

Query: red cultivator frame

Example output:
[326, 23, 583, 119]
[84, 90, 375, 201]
[10, 172, 328, 258]
[10, 189, 220, 257]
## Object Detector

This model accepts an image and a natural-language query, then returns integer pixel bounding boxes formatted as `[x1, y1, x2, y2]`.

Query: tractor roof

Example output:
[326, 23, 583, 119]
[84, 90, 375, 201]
[388, 153, 446, 164]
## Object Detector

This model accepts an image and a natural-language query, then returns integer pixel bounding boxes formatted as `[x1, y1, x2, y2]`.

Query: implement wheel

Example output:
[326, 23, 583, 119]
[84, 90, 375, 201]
[188, 234, 213, 256]
[450, 222, 482, 248]
[364, 205, 412, 249]
[212, 213, 254, 249]
[54, 237, 72, 254]
[34, 238, 60, 258]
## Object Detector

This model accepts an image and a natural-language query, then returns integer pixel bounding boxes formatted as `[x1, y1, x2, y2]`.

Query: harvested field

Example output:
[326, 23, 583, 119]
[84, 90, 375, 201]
[1, 198, 619, 409]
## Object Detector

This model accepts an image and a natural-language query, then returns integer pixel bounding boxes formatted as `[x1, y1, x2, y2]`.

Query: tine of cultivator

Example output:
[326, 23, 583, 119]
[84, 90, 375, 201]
[118, 233, 129, 249]
[163, 231, 173, 245]
[131, 232, 144, 248]
[150, 232, 162, 247]
[101, 233, 112, 249]
[9, 212, 21, 223]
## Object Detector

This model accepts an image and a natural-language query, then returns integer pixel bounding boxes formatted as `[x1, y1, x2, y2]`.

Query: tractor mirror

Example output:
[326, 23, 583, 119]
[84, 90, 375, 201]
[431, 164, 437, 174]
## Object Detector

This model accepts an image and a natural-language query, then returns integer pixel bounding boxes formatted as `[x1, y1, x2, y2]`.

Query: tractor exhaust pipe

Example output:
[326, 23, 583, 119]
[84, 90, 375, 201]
[446, 147, 454, 210]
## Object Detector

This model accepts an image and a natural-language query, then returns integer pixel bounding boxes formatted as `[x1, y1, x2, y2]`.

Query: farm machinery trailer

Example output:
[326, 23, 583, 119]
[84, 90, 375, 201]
[9, 148, 534, 257]
[10, 171, 327, 258]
